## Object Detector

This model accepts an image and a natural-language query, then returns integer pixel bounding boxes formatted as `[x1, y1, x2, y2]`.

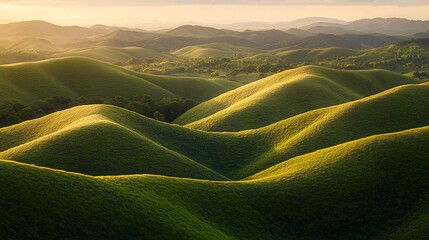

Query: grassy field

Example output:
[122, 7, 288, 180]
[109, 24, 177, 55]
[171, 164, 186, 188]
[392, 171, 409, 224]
[0, 123, 428, 239]
[0, 64, 427, 240]
[175, 65, 421, 131]
[2, 82, 428, 180]
[0, 56, 241, 103]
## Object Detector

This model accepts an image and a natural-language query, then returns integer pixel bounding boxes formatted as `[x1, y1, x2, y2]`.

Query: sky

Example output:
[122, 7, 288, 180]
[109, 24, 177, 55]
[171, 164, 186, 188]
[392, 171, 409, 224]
[0, 0, 428, 28]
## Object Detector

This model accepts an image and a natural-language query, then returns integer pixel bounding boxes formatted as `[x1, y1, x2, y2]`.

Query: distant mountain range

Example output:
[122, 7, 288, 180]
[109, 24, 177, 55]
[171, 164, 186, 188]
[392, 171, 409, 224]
[209, 17, 346, 30]
[0, 18, 428, 51]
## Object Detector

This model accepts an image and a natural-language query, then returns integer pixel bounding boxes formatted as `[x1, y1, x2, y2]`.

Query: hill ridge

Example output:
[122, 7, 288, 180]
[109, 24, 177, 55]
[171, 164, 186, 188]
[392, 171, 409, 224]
[1, 82, 429, 179]
[0, 123, 428, 239]
[175, 65, 421, 131]
[0, 56, 241, 103]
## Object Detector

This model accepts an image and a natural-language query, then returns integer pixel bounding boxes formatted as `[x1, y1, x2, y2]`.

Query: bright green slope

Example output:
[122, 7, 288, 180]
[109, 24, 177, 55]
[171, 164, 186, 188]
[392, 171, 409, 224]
[0, 57, 241, 103]
[54, 46, 173, 64]
[1, 83, 428, 180]
[175, 65, 421, 131]
[0, 105, 226, 180]
[0, 125, 428, 239]
[173, 43, 264, 58]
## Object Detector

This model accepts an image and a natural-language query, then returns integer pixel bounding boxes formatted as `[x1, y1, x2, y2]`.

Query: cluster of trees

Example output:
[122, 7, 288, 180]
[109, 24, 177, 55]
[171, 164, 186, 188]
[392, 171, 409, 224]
[0, 95, 198, 127]
[413, 71, 429, 79]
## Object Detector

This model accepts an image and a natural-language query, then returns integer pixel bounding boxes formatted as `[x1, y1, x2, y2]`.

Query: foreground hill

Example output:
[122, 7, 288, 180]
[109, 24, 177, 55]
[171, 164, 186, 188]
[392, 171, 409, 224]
[0, 124, 428, 239]
[55, 46, 173, 64]
[0, 57, 240, 103]
[0, 105, 226, 180]
[2, 83, 428, 180]
[175, 65, 421, 132]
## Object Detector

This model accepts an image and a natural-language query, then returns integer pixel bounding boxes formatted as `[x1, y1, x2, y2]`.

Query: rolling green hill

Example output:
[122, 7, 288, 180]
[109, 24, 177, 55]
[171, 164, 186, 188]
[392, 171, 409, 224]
[2, 82, 428, 180]
[173, 43, 264, 58]
[0, 57, 241, 103]
[0, 105, 226, 180]
[0, 124, 428, 239]
[175, 65, 421, 132]
[55, 46, 173, 64]
[328, 38, 429, 72]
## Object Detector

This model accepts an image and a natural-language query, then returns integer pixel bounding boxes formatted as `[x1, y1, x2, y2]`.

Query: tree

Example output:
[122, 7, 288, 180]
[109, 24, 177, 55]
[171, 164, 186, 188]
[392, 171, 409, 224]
[413, 71, 429, 80]
[210, 71, 220, 77]
[153, 111, 166, 122]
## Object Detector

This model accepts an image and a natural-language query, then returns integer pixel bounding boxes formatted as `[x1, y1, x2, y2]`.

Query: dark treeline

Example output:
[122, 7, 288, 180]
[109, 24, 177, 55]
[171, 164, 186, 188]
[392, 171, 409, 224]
[0, 95, 199, 127]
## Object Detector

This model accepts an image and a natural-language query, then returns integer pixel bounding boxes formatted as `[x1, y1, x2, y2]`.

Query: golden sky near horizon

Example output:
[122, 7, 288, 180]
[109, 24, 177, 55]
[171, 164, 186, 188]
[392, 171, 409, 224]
[0, 1, 428, 28]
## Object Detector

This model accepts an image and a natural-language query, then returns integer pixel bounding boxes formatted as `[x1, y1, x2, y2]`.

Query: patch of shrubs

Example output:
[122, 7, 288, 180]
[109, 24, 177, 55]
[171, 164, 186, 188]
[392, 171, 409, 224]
[0, 95, 198, 127]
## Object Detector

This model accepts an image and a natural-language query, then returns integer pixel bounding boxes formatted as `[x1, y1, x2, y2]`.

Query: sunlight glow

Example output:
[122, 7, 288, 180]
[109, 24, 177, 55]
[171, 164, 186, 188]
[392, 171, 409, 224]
[0, 3, 428, 28]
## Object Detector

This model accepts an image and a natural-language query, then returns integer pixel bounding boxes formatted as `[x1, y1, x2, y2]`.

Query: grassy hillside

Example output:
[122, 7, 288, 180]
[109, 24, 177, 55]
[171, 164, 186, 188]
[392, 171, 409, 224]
[0, 57, 173, 103]
[175, 65, 421, 132]
[0, 124, 428, 239]
[327, 38, 429, 72]
[4, 38, 62, 52]
[132, 72, 241, 101]
[236, 82, 429, 177]
[0, 57, 240, 103]
[2, 83, 428, 180]
[173, 43, 264, 58]
[55, 46, 173, 64]
[0, 105, 226, 180]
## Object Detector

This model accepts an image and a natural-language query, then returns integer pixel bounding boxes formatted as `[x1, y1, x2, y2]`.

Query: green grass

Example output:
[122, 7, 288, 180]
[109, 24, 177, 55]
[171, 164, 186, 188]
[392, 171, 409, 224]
[0, 56, 241, 103]
[2, 82, 428, 180]
[173, 43, 264, 58]
[55, 46, 173, 64]
[229, 72, 264, 84]
[1, 53, 428, 239]
[175, 65, 422, 132]
[0, 105, 226, 180]
[0, 124, 428, 239]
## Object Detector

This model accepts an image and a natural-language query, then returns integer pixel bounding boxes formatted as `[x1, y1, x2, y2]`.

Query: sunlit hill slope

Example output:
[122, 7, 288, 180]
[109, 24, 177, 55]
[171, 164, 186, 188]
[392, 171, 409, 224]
[0, 57, 241, 103]
[175, 65, 421, 132]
